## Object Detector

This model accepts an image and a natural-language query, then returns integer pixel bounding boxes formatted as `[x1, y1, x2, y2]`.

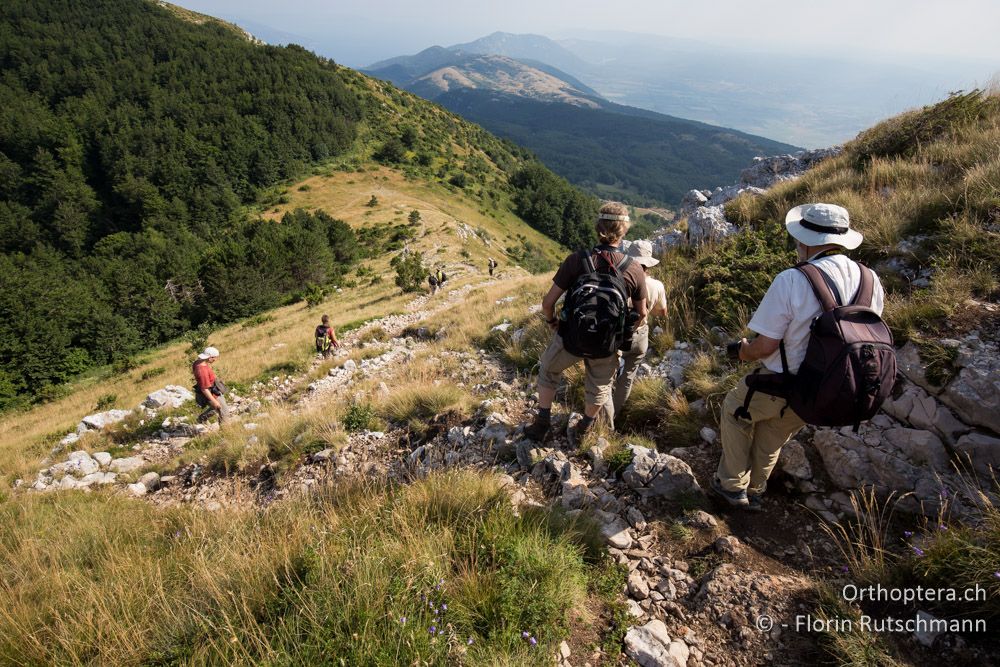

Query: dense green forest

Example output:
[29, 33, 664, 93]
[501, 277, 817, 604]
[434, 89, 799, 206]
[0, 0, 596, 410]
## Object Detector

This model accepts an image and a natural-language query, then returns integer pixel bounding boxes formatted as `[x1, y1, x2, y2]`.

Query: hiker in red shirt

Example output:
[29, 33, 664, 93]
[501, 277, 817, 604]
[193, 346, 229, 424]
[315, 314, 340, 358]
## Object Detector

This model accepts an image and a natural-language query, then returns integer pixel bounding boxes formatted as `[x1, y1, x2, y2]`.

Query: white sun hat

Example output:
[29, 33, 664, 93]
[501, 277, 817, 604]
[626, 239, 660, 267]
[198, 346, 220, 360]
[785, 203, 864, 250]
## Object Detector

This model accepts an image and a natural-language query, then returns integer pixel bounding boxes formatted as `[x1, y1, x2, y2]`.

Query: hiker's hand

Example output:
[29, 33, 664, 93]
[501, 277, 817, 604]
[546, 317, 559, 332]
[211, 400, 222, 410]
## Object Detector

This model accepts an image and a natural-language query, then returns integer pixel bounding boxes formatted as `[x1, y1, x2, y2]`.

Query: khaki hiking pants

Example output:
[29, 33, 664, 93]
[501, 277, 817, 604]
[197, 395, 229, 425]
[538, 334, 618, 410]
[600, 324, 649, 424]
[717, 370, 805, 495]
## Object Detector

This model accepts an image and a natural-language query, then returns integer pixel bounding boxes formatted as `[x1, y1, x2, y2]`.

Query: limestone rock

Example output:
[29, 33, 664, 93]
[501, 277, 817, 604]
[51, 451, 99, 478]
[599, 514, 634, 550]
[127, 482, 147, 496]
[811, 428, 954, 514]
[626, 506, 647, 531]
[143, 385, 195, 410]
[139, 472, 161, 492]
[624, 619, 687, 667]
[715, 535, 741, 556]
[739, 148, 841, 188]
[109, 456, 146, 474]
[777, 440, 812, 480]
[628, 570, 650, 600]
[680, 189, 708, 213]
[882, 380, 970, 444]
[940, 336, 1000, 435]
[79, 409, 131, 431]
[686, 206, 735, 245]
[622, 445, 701, 499]
[954, 432, 1000, 478]
[93, 452, 112, 467]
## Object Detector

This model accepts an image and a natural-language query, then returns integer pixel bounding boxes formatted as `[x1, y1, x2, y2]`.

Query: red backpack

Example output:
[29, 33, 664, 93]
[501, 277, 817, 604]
[739, 261, 896, 429]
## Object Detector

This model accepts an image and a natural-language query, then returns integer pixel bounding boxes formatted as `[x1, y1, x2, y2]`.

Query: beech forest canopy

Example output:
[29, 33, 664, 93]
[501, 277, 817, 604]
[0, 0, 372, 410]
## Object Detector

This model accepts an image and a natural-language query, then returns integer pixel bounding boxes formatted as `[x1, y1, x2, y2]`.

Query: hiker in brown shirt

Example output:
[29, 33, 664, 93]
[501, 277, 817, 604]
[524, 202, 648, 445]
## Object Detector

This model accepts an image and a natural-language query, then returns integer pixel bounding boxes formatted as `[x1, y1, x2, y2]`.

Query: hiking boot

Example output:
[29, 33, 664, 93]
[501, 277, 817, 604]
[523, 413, 551, 442]
[746, 493, 765, 512]
[710, 476, 750, 508]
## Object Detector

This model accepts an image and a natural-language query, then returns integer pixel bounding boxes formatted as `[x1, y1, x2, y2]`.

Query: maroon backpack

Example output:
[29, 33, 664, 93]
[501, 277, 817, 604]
[739, 261, 896, 429]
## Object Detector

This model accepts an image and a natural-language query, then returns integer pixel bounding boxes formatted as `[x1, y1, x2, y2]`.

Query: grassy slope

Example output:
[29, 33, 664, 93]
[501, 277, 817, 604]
[0, 163, 562, 484]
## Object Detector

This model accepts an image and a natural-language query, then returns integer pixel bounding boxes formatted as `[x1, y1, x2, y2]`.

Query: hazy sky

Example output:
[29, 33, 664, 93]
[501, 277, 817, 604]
[177, 0, 1000, 67]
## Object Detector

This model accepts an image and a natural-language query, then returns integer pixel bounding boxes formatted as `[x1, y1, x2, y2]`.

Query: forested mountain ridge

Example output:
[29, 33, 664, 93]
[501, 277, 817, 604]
[0, 0, 597, 410]
[365, 45, 800, 206]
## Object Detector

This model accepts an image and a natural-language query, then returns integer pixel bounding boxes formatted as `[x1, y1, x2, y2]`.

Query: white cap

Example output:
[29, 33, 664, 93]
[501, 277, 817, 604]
[197, 346, 220, 360]
[785, 203, 863, 250]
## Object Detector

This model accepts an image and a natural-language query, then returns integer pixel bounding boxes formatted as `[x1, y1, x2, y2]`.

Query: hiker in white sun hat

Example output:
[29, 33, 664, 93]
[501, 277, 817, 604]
[784, 203, 864, 250]
[193, 346, 229, 424]
[603, 238, 667, 425]
[711, 202, 884, 511]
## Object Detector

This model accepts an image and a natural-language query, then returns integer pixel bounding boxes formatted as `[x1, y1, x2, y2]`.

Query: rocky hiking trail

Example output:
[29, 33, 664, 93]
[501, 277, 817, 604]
[18, 264, 1000, 666]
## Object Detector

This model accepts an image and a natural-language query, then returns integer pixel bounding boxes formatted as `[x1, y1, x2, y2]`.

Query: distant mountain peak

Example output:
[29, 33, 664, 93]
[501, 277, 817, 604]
[409, 54, 601, 108]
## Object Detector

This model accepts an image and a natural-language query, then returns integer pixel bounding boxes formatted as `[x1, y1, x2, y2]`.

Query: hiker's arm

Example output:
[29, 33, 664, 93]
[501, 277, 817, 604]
[738, 335, 780, 362]
[330, 327, 339, 347]
[634, 297, 648, 326]
[201, 386, 220, 409]
[541, 283, 565, 331]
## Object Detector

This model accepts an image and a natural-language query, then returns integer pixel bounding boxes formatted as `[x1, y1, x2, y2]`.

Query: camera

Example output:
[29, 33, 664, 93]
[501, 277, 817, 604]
[726, 340, 742, 361]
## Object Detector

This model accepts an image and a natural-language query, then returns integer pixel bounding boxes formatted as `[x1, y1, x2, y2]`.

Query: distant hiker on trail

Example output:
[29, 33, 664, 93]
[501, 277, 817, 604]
[713, 203, 892, 511]
[428, 272, 439, 295]
[193, 346, 229, 424]
[488, 257, 498, 277]
[436, 267, 448, 287]
[315, 314, 340, 359]
[604, 239, 667, 425]
[523, 202, 647, 445]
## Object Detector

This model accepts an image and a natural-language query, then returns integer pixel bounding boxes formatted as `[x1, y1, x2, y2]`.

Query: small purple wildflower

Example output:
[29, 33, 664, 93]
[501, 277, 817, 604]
[399, 616, 406, 624]
[903, 530, 914, 538]
[994, 571, 1000, 579]
[438, 629, 445, 636]
[441, 603, 448, 611]
[938, 524, 948, 531]
[429, 626, 436, 634]
[467, 637, 474, 645]
[912, 546, 925, 557]
[940, 487, 949, 499]
[529, 637, 537, 646]
[521, 631, 530, 639]
[840, 565, 849, 573]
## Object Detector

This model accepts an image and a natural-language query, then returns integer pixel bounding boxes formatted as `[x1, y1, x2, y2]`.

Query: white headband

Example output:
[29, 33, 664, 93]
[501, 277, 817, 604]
[598, 213, 630, 222]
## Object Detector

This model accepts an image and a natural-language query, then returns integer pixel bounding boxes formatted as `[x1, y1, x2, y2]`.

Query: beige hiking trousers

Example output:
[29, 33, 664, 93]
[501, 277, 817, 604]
[717, 370, 805, 494]
[538, 334, 618, 409]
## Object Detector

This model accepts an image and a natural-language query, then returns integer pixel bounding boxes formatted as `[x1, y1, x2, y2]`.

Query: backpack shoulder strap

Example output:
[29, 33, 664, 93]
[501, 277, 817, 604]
[795, 262, 838, 312]
[579, 249, 596, 274]
[615, 254, 632, 274]
[851, 263, 875, 308]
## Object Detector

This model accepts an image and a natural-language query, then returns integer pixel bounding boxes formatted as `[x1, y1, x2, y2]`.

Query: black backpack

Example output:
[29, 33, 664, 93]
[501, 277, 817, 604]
[559, 249, 633, 359]
[315, 325, 331, 352]
[740, 260, 896, 429]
